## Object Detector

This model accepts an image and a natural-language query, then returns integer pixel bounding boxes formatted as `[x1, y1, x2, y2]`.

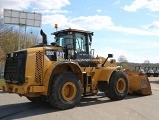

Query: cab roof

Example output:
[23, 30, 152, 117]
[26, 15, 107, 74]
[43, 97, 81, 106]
[52, 28, 94, 35]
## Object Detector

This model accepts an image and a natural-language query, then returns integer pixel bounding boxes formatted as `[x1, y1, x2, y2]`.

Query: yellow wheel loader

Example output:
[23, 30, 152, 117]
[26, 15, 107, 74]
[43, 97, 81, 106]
[1, 28, 152, 109]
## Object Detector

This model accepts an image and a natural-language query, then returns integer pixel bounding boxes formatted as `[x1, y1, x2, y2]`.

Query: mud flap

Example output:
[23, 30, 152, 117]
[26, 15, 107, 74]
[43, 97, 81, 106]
[124, 70, 152, 95]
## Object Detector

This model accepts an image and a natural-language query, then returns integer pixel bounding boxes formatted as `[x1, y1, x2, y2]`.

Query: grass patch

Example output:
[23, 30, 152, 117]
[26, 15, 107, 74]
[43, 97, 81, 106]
[0, 79, 4, 90]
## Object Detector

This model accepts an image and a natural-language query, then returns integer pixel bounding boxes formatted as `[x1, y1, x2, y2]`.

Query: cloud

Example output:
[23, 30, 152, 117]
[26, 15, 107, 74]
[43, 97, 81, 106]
[34, 9, 69, 15]
[107, 25, 159, 36]
[92, 36, 159, 63]
[93, 47, 143, 63]
[42, 13, 159, 36]
[0, 0, 70, 10]
[123, 0, 159, 12]
[70, 15, 114, 30]
[30, 0, 70, 10]
[42, 14, 69, 27]
[146, 13, 159, 18]
[0, 0, 30, 10]
[1, 0, 159, 38]
[93, 43, 159, 63]
[42, 14, 114, 30]
[115, 1, 120, 5]
[147, 21, 159, 30]
[96, 9, 102, 13]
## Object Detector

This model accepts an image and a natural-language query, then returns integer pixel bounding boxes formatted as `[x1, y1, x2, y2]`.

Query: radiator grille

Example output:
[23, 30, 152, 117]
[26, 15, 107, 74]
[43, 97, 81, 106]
[35, 51, 43, 84]
[4, 50, 27, 85]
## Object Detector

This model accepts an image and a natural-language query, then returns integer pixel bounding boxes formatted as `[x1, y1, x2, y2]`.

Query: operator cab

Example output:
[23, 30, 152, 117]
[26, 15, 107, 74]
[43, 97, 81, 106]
[52, 29, 93, 60]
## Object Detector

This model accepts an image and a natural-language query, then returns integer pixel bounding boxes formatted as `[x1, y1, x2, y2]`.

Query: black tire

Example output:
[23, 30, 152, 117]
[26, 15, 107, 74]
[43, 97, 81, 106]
[146, 73, 150, 77]
[154, 73, 158, 77]
[49, 72, 82, 109]
[105, 71, 128, 100]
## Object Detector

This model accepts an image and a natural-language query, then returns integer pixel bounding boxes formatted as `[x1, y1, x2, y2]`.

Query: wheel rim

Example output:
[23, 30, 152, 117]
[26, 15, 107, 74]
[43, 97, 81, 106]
[116, 78, 126, 93]
[61, 82, 77, 101]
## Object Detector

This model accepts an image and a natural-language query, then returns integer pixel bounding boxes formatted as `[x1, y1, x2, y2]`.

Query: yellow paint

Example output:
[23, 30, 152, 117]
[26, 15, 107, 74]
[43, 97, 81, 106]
[124, 69, 152, 95]
[2, 47, 152, 97]
[29, 86, 45, 92]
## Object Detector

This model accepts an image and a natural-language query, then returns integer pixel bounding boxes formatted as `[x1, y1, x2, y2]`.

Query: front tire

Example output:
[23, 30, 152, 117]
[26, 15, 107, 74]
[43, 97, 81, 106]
[49, 72, 82, 109]
[105, 71, 128, 100]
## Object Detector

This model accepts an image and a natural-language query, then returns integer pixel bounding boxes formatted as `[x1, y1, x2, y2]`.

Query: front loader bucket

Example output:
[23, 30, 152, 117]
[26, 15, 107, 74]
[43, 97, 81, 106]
[124, 70, 152, 95]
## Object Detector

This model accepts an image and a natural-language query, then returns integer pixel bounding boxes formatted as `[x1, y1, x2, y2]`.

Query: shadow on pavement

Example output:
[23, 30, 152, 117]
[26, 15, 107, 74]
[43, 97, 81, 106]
[0, 92, 147, 120]
[0, 90, 9, 94]
[0, 102, 59, 120]
[150, 80, 159, 84]
[79, 92, 143, 107]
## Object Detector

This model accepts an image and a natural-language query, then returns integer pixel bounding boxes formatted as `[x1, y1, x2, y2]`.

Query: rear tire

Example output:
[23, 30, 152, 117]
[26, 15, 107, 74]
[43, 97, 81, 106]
[105, 71, 128, 100]
[49, 72, 82, 109]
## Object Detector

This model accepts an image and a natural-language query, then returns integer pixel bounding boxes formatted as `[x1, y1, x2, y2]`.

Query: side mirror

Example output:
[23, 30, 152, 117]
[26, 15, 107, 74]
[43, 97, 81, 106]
[102, 54, 113, 67]
[108, 54, 113, 58]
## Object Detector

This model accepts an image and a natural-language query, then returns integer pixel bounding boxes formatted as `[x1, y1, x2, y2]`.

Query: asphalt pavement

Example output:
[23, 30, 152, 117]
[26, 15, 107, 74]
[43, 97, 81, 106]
[0, 77, 159, 120]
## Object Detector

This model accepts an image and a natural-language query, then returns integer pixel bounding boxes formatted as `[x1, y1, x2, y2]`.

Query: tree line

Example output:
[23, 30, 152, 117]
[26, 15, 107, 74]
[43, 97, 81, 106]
[117, 55, 158, 70]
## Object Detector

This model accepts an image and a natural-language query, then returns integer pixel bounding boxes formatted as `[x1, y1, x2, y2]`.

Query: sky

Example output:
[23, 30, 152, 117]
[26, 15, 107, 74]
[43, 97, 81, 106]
[0, 0, 159, 63]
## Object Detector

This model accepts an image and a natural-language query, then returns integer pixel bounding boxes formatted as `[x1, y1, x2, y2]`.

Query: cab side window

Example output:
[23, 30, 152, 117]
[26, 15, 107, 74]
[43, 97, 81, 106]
[75, 33, 86, 52]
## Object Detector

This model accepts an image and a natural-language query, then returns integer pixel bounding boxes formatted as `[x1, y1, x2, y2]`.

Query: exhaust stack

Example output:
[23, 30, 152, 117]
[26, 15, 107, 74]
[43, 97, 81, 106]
[40, 29, 47, 45]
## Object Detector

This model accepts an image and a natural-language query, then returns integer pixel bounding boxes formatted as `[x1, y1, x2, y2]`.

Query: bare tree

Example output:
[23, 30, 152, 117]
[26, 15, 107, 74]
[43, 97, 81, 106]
[117, 55, 129, 69]
[118, 55, 128, 63]
[25, 29, 41, 48]
[144, 60, 150, 64]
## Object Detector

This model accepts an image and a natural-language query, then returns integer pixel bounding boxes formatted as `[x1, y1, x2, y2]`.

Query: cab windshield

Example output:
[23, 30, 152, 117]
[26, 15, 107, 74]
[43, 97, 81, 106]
[55, 32, 89, 54]
[55, 33, 73, 49]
